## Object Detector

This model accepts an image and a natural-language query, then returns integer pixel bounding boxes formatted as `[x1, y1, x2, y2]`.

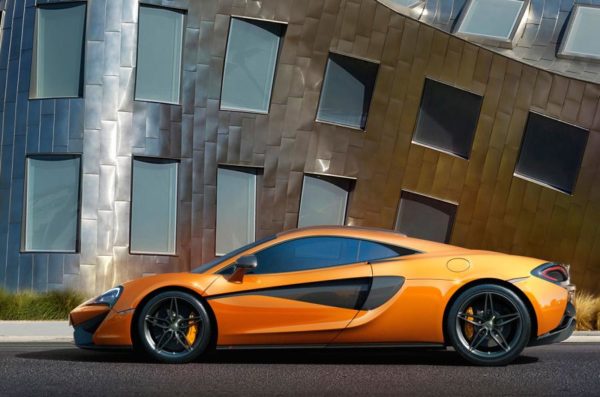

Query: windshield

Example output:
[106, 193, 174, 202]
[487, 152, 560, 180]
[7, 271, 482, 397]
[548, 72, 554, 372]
[191, 234, 276, 273]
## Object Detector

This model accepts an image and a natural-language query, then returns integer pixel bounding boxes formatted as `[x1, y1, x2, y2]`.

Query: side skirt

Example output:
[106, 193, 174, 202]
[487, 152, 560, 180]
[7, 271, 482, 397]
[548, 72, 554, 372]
[216, 343, 446, 351]
[77, 344, 133, 351]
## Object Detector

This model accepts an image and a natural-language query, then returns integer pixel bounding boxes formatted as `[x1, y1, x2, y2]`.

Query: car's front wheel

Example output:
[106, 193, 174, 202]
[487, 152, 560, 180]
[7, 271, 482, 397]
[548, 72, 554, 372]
[446, 284, 531, 366]
[136, 291, 212, 364]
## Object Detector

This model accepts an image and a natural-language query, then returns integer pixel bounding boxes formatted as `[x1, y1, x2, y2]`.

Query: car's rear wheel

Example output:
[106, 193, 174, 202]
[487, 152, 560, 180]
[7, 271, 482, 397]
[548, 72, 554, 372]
[136, 291, 212, 364]
[446, 284, 531, 366]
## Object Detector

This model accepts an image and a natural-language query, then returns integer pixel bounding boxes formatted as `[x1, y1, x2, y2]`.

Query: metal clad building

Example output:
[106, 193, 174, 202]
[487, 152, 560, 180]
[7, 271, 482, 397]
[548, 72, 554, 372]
[1, 0, 600, 294]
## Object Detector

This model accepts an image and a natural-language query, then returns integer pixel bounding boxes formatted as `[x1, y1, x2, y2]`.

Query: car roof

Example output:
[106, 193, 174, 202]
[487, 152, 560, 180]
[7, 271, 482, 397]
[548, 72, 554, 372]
[276, 226, 467, 254]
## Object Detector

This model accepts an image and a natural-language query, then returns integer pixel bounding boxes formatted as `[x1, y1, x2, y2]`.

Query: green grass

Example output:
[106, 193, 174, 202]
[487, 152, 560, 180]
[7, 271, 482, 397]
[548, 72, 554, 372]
[0, 289, 86, 320]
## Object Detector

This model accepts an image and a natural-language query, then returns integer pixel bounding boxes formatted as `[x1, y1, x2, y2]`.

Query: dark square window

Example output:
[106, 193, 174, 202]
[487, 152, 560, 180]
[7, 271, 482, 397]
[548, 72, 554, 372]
[317, 53, 379, 130]
[413, 79, 483, 159]
[395, 191, 457, 243]
[515, 112, 588, 194]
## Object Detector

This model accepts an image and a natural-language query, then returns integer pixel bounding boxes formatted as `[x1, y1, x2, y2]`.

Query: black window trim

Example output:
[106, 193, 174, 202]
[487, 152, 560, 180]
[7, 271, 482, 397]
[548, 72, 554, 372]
[215, 163, 264, 256]
[133, 2, 188, 106]
[129, 155, 181, 257]
[298, 172, 356, 228]
[315, 50, 381, 132]
[29, 1, 88, 100]
[513, 110, 589, 196]
[394, 189, 459, 244]
[21, 152, 83, 254]
[411, 76, 484, 160]
[219, 15, 288, 115]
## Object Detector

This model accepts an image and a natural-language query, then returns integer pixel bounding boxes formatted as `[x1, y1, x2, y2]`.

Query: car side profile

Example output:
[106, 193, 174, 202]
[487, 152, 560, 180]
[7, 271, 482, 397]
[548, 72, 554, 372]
[69, 226, 575, 366]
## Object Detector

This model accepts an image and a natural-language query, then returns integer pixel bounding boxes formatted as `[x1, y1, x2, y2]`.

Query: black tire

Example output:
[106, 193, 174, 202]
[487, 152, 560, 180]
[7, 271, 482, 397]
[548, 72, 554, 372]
[446, 284, 531, 366]
[136, 291, 212, 364]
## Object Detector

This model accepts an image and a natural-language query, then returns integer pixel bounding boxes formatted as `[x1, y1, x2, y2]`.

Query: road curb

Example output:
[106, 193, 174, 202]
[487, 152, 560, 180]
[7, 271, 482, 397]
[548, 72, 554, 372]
[0, 321, 72, 343]
[563, 335, 600, 343]
[0, 336, 73, 342]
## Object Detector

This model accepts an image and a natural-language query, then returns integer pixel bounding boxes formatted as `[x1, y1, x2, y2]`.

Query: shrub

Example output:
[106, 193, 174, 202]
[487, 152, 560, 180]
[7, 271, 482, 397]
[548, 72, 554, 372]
[574, 291, 600, 331]
[0, 289, 86, 320]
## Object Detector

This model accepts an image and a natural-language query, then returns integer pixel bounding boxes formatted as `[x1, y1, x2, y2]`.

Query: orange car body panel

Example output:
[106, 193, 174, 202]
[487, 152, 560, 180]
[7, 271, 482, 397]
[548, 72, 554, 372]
[205, 262, 371, 345]
[515, 276, 569, 335]
[209, 296, 354, 345]
[70, 273, 219, 346]
[69, 226, 571, 348]
[111, 273, 220, 313]
[92, 310, 135, 346]
[69, 305, 110, 326]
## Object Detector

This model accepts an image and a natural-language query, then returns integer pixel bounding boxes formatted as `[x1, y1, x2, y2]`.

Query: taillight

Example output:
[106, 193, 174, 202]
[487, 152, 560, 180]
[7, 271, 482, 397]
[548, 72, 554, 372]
[532, 263, 569, 284]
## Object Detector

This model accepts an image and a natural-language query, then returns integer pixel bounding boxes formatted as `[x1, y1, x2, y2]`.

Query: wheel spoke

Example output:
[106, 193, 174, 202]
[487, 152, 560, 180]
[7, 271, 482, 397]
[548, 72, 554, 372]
[469, 327, 488, 351]
[495, 313, 520, 327]
[174, 330, 192, 352]
[490, 329, 511, 352]
[170, 298, 180, 317]
[484, 293, 494, 315]
[145, 315, 169, 329]
[457, 312, 483, 327]
[155, 330, 174, 352]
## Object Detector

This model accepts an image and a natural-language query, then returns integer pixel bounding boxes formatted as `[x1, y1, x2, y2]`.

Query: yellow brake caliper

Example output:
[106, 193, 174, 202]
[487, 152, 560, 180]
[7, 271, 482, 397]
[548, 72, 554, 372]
[464, 307, 475, 340]
[186, 314, 198, 345]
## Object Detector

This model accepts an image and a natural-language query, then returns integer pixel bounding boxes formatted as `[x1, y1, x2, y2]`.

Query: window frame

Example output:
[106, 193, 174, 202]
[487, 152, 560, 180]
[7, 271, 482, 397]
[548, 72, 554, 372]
[297, 172, 356, 228]
[133, 3, 186, 105]
[29, 1, 87, 100]
[411, 77, 483, 160]
[217, 235, 420, 275]
[21, 153, 83, 254]
[219, 15, 287, 115]
[558, 4, 600, 62]
[513, 111, 589, 196]
[454, 0, 529, 48]
[215, 164, 263, 256]
[129, 155, 180, 256]
[315, 51, 380, 131]
[394, 190, 458, 244]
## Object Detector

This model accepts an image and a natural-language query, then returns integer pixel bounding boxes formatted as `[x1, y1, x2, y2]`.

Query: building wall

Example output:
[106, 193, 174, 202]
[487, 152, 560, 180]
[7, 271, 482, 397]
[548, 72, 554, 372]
[0, 0, 599, 295]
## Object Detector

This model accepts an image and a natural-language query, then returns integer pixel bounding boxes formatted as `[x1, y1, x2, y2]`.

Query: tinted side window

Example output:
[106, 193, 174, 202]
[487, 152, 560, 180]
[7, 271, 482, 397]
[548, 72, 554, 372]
[253, 237, 360, 274]
[358, 240, 417, 262]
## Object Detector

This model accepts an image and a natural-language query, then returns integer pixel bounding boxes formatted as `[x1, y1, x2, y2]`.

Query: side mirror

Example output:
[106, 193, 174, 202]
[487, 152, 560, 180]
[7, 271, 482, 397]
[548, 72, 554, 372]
[228, 255, 257, 283]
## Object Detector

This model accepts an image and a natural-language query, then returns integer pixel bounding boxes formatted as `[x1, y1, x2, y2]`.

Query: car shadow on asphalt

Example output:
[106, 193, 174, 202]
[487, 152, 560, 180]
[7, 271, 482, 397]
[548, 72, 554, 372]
[17, 347, 539, 367]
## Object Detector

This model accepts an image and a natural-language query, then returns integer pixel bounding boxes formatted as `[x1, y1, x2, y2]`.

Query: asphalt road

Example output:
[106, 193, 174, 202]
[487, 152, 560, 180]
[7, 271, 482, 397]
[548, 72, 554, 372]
[0, 343, 599, 396]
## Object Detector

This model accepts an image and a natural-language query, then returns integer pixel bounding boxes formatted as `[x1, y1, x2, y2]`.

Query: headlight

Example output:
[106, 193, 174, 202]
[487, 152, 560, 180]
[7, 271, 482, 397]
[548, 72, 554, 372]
[85, 286, 123, 308]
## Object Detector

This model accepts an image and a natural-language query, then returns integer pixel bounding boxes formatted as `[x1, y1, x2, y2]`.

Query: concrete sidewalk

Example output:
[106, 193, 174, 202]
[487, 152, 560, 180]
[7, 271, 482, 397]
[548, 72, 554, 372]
[0, 321, 599, 343]
[0, 321, 72, 342]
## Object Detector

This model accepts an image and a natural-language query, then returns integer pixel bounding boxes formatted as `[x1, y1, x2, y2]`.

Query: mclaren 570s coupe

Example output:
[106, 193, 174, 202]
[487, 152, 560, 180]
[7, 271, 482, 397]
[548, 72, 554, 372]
[70, 226, 575, 366]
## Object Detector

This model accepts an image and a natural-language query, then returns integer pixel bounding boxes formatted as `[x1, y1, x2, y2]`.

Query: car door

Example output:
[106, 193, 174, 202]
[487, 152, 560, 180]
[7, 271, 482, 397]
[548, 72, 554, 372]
[203, 236, 373, 346]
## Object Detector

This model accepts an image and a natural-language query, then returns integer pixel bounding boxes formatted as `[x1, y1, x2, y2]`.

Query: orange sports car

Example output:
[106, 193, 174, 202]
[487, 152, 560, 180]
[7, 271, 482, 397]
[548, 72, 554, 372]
[69, 226, 575, 366]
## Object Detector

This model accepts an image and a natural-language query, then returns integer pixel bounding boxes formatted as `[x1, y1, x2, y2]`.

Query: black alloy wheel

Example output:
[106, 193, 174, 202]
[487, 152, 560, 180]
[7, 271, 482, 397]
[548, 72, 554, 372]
[446, 284, 531, 366]
[137, 291, 212, 364]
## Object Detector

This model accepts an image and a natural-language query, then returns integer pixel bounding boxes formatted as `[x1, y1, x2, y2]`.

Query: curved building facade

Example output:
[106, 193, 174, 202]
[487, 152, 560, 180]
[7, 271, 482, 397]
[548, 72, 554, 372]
[0, 0, 599, 294]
